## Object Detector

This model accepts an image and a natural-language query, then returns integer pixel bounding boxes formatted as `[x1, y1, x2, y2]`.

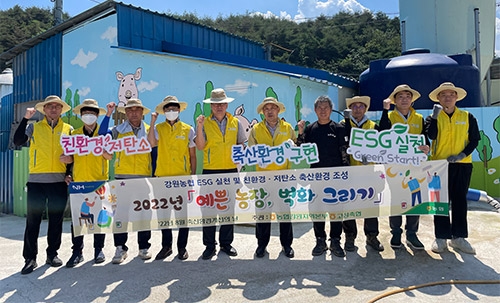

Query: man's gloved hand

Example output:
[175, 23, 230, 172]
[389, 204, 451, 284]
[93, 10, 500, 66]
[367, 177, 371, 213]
[431, 104, 443, 119]
[285, 138, 296, 147]
[361, 155, 369, 165]
[343, 109, 351, 121]
[447, 152, 466, 163]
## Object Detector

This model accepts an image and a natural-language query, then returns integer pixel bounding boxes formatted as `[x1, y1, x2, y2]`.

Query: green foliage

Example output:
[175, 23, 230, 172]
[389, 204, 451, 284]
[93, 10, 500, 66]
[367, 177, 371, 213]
[0, 5, 69, 70]
[182, 11, 401, 79]
[1, 6, 401, 80]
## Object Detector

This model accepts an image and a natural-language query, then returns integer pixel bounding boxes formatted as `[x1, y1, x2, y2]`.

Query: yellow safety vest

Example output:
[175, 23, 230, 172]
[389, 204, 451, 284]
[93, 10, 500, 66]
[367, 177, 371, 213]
[72, 126, 109, 182]
[431, 108, 472, 163]
[155, 121, 192, 176]
[114, 123, 152, 176]
[203, 113, 239, 170]
[388, 108, 423, 135]
[29, 117, 72, 174]
[252, 120, 295, 171]
[349, 119, 377, 166]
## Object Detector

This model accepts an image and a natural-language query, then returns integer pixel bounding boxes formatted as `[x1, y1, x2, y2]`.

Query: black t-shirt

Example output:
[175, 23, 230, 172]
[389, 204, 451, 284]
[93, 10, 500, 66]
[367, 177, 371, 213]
[300, 120, 348, 168]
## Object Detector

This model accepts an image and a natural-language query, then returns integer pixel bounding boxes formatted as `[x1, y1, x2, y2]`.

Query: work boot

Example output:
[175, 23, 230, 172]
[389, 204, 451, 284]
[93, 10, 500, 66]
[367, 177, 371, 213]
[366, 235, 384, 251]
[406, 234, 424, 250]
[312, 237, 328, 256]
[390, 233, 402, 249]
[66, 252, 84, 268]
[330, 239, 346, 257]
[344, 237, 356, 252]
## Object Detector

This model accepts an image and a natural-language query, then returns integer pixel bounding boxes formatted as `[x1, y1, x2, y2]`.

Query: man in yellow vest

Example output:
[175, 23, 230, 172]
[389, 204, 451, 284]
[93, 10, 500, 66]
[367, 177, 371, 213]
[344, 96, 391, 253]
[100, 99, 153, 264]
[148, 96, 196, 261]
[425, 82, 480, 254]
[247, 97, 297, 258]
[13, 95, 73, 274]
[297, 96, 351, 258]
[65, 99, 110, 267]
[195, 88, 246, 260]
[383, 84, 429, 251]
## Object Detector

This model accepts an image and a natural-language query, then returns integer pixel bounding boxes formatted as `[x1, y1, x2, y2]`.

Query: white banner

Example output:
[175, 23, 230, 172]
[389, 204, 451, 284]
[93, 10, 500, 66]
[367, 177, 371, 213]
[70, 160, 449, 236]
[347, 123, 428, 166]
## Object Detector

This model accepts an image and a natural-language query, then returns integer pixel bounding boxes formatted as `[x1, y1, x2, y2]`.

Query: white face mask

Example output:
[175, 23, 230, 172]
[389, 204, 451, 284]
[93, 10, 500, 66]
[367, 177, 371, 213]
[165, 111, 179, 121]
[81, 114, 98, 125]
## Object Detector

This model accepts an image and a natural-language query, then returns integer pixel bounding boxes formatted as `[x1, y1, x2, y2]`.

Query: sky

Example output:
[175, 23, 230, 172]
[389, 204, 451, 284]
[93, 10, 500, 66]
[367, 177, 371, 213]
[1, 0, 499, 55]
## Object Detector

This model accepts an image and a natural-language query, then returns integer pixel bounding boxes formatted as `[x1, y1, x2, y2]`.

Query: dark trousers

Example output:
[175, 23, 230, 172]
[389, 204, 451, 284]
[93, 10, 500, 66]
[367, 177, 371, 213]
[113, 231, 151, 251]
[70, 223, 105, 254]
[203, 225, 234, 248]
[313, 220, 359, 240]
[256, 222, 293, 248]
[161, 228, 189, 250]
[342, 219, 357, 240]
[202, 168, 237, 248]
[389, 215, 419, 236]
[364, 217, 379, 236]
[23, 182, 68, 260]
[112, 177, 151, 251]
[434, 163, 472, 239]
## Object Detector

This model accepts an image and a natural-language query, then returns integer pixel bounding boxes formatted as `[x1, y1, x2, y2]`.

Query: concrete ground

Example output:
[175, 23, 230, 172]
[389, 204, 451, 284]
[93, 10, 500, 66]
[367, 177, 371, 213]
[1, 201, 499, 303]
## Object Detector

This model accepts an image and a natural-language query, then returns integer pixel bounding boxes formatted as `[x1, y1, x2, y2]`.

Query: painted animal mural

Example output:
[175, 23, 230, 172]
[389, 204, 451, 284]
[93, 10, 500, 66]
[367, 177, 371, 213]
[116, 67, 142, 107]
[234, 104, 258, 142]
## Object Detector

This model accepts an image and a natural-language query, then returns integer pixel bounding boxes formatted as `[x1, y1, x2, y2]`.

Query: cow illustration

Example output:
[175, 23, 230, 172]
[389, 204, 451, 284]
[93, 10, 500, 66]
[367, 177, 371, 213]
[234, 104, 258, 142]
[116, 67, 142, 107]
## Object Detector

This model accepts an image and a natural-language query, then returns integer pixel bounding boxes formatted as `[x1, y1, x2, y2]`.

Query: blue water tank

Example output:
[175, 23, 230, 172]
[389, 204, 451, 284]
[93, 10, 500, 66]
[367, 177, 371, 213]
[359, 49, 481, 110]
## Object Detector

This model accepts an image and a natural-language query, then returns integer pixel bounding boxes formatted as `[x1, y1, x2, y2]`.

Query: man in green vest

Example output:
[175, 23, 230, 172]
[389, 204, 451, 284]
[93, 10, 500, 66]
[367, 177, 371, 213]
[425, 82, 480, 254]
[247, 97, 297, 258]
[148, 96, 196, 261]
[195, 88, 246, 260]
[13, 95, 73, 274]
[65, 99, 110, 267]
[99, 99, 153, 264]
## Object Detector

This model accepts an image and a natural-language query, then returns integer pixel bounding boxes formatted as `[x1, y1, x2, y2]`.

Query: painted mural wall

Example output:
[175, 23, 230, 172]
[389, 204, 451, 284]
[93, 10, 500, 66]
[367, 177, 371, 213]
[61, 14, 340, 134]
[59, 13, 500, 198]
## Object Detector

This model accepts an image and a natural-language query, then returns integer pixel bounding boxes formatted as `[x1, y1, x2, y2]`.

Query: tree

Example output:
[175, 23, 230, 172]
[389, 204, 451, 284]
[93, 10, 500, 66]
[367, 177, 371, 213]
[0, 6, 401, 80]
[0, 5, 68, 71]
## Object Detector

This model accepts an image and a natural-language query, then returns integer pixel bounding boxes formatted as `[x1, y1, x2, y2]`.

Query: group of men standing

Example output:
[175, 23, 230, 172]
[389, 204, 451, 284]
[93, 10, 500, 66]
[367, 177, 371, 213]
[14, 82, 479, 275]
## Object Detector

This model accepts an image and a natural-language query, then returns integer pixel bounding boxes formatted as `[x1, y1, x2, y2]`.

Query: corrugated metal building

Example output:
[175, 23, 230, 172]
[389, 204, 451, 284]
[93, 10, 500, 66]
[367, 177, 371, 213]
[0, 1, 358, 214]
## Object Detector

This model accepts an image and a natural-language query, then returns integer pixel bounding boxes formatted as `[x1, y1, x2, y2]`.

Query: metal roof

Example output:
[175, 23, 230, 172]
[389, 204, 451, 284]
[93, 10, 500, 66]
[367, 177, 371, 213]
[0, 0, 265, 64]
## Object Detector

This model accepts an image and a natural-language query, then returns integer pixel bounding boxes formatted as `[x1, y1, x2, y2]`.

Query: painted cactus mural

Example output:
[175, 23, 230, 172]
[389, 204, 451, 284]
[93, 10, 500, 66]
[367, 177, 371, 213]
[194, 81, 214, 124]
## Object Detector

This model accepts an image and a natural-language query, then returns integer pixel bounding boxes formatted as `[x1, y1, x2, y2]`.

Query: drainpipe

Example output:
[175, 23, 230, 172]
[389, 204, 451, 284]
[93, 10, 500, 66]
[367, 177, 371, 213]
[400, 21, 406, 52]
[474, 8, 484, 105]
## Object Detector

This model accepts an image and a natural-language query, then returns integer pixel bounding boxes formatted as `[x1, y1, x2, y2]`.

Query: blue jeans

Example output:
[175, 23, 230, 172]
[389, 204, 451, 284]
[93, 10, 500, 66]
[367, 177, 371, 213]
[389, 215, 419, 236]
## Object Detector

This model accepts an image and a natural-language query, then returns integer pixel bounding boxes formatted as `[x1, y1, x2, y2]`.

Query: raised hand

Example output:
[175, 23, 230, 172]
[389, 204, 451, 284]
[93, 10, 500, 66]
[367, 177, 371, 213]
[431, 104, 443, 119]
[24, 108, 37, 119]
